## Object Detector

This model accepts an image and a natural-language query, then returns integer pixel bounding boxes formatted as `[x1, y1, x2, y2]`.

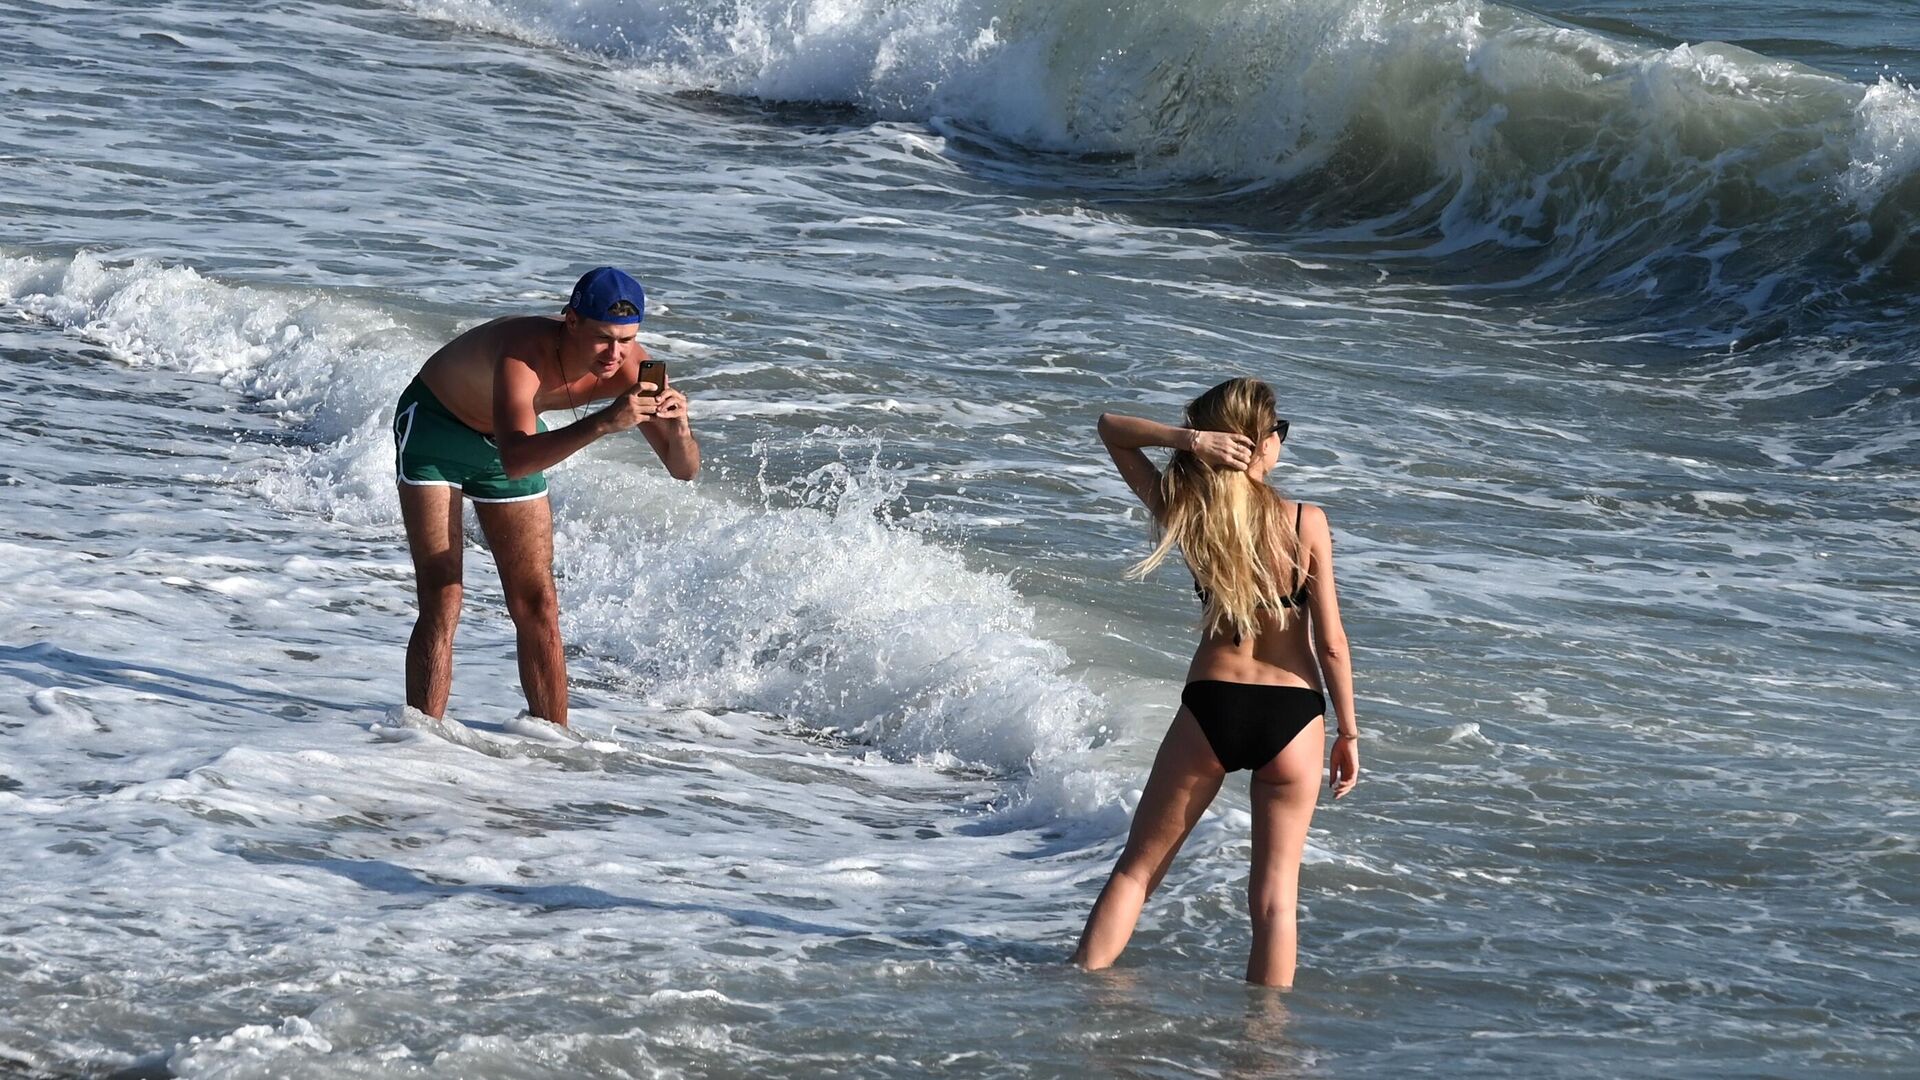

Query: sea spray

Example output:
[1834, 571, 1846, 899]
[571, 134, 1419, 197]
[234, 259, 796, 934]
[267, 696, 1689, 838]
[551, 435, 1106, 773]
[0, 251, 1119, 814]
[409, 0, 1920, 342]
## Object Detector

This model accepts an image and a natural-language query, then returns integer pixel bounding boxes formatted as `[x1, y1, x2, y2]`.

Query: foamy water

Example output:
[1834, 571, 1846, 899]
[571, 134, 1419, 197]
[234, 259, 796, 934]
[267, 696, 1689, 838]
[2, 0, 1917, 1075]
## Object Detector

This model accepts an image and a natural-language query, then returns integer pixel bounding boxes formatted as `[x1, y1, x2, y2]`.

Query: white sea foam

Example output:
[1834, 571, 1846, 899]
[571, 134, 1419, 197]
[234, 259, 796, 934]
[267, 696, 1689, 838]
[1846, 78, 1920, 210]
[0, 412, 1130, 1076]
[386, 0, 1920, 357]
[0, 250, 1113, 804]
[6, 2, 1920, 1073]
[408, 0, 1920, 205]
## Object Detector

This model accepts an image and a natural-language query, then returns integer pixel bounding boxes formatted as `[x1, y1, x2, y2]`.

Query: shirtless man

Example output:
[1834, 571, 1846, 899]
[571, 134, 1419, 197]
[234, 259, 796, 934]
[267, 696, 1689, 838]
[391, 266, 697, 727]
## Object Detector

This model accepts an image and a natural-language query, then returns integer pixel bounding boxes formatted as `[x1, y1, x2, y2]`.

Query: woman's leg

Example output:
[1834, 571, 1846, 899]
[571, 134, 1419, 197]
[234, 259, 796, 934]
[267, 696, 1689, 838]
[1246, 716, 1325, 987]
[1072, 708, 1226, 970]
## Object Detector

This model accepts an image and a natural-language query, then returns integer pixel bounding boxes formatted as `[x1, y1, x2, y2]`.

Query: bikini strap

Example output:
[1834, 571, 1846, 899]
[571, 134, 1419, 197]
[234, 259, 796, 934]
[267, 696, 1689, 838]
[1293, 501, 1308, 596]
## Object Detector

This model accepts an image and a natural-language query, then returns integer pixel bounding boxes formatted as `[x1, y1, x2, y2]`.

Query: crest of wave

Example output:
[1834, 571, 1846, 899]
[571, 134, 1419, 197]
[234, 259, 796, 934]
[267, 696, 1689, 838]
[551, 446, 1111, 783]
[0, 251, 1126, 820]
[1847, 79, 1920, 210]
[0, 250, 419, 525]
[406, 0, 1920, 339]
[409, 0, 1920, 206]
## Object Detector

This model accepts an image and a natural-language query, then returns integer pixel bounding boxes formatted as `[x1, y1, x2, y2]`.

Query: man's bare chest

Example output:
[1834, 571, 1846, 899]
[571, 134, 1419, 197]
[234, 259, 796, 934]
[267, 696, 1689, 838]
[530, 371, 615, 413]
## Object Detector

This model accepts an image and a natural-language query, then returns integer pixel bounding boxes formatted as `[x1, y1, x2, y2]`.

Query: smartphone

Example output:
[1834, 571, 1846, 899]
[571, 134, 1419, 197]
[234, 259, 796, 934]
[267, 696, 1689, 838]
[636, 359, 667, 398]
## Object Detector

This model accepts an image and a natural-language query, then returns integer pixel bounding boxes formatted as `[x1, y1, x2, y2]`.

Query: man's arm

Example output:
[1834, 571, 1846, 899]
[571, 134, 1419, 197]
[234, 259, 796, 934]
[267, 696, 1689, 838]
[492, 352, 655, 478]
[639, 385, 700, 481]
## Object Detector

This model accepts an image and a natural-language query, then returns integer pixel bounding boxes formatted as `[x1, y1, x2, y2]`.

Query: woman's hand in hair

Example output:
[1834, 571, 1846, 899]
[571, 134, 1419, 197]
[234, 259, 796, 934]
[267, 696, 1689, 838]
[1189, 430, 1255, 471]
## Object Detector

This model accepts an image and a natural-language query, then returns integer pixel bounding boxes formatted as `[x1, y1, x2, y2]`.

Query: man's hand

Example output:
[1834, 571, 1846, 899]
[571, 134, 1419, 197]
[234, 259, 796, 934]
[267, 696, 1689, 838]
[638, 384, 699, 481]
[599, 383, 664, 432]
[651, 386, 689, 427]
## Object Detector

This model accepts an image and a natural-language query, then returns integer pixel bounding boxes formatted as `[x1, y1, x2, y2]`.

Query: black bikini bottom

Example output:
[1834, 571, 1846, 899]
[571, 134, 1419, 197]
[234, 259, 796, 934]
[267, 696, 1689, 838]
[1180, 681, 1327, 773]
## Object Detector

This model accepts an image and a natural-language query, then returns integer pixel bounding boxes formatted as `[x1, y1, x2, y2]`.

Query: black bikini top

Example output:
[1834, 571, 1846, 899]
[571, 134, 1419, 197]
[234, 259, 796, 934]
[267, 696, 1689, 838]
[1192, 502, 1310, 611]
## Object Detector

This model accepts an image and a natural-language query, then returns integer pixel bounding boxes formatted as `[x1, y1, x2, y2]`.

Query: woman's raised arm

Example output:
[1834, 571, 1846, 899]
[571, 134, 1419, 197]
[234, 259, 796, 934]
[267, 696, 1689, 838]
[1097, 412, 1254, 519]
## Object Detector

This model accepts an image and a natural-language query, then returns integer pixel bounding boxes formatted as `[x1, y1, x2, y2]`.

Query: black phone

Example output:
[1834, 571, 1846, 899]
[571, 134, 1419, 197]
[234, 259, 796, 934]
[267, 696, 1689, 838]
[636, 359, 667, 398]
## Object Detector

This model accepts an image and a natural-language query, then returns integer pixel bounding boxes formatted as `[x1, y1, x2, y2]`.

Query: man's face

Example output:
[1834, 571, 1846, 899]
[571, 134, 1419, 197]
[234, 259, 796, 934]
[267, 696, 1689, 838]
[565, 311, 639, 379]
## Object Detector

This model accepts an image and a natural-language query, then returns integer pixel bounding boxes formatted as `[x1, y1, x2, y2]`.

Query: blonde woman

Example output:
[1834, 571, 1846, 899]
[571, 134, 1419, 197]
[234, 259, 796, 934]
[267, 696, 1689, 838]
[1071, 378, 1359, 987]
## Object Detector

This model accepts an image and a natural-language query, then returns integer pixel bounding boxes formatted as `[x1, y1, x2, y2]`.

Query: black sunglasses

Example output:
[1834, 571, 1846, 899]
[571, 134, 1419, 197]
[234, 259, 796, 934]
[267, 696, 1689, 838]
[1272, 418, 1290, 443]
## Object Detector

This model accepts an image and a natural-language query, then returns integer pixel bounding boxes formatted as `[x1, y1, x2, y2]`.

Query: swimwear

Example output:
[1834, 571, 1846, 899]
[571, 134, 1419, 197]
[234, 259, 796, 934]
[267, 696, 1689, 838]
[393, 377, 548, 503]
[1181, 681, 1327, 773]
[1180, 502, 1324, 770]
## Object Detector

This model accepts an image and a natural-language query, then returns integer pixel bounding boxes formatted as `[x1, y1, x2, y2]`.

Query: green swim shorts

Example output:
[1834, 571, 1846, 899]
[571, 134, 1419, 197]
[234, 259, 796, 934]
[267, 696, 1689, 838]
[393, 378, 548, 503]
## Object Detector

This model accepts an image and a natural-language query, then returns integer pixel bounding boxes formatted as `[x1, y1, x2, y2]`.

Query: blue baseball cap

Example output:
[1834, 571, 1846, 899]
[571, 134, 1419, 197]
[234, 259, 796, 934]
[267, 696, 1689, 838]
[567, 266, 646, 324]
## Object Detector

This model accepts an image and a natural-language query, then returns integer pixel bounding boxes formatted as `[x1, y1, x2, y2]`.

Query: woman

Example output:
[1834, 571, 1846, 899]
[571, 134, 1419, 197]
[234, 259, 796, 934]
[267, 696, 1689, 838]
[1071, 377, 1359, 987]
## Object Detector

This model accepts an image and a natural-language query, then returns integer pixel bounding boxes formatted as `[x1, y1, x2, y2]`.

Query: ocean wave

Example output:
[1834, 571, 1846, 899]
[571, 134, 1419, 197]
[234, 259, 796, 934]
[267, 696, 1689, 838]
[0, 251, 1115, 807]
[1847, 78, 1920, 209]
[407, 0, 1920, 339]
[407, 0, 1920, 203]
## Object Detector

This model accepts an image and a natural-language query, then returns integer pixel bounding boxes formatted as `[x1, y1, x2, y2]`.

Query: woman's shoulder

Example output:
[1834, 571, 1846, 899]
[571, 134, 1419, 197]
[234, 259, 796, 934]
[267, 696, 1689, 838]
[1289, 499, 1331, 538]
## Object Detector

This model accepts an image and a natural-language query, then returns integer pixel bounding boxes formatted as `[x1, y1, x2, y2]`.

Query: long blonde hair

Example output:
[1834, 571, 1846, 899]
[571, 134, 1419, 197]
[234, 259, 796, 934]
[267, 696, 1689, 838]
[1129, 378, 1306, 641]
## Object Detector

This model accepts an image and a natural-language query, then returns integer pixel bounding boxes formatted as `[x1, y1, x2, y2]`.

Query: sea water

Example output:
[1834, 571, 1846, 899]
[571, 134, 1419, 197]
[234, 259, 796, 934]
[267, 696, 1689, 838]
[1, 0, 1916, 1075]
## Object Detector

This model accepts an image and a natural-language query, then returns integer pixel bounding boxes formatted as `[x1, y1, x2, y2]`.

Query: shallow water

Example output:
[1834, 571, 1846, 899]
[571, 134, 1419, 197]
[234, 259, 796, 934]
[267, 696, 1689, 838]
[2, 0, 1917, 1076]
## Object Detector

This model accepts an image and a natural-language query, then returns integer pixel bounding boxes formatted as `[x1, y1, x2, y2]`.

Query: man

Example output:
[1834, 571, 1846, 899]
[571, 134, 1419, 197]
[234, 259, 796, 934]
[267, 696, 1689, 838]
[391, 266, 697, 728]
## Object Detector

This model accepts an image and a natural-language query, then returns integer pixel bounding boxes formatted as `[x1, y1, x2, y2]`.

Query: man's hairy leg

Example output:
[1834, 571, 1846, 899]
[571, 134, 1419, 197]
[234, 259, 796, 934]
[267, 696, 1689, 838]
[474, 496, 567, 727]
[399, 482, 464, 716]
